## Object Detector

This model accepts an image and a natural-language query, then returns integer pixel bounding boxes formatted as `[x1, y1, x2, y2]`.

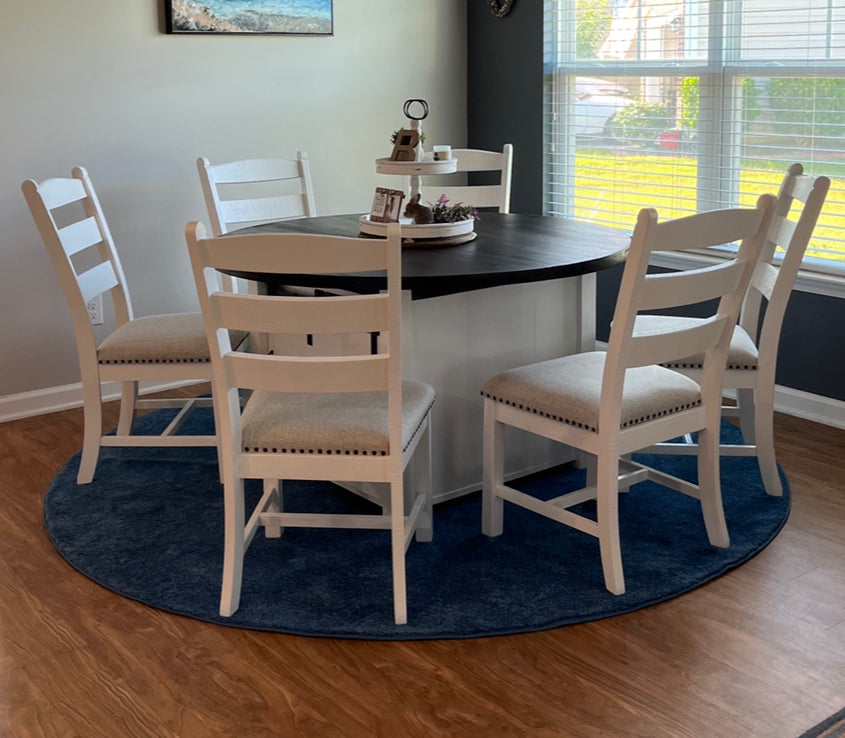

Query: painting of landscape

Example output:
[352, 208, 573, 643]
[166, 0, 332, 35]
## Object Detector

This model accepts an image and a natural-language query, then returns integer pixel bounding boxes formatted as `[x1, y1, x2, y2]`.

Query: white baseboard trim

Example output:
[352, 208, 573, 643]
[2, 377, 843, 429]
[0, 380, 202, 424]
[766, 386, 845, 429]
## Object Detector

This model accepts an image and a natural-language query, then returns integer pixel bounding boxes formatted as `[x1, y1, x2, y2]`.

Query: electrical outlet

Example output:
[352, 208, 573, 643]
[87, 296, 104, 326]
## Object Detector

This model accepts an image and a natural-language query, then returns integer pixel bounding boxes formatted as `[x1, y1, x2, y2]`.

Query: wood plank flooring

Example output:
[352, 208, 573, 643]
[1, 388, 844, 737]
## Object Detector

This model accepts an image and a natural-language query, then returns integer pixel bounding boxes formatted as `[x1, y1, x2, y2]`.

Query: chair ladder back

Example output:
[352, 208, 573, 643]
[197, 151, 316, 236]
[21, 168, 134, 335]
[429, 144, 513, 213]
[607, 195, 774, 388]
[187, 219, 402, 395]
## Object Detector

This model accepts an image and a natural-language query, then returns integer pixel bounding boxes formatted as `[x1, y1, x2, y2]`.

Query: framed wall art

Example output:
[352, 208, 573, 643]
[165, 0, 333, 35]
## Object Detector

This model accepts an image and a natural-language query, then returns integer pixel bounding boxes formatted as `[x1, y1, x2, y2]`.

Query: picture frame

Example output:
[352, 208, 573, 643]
[165, 0, 333, 35]
[370, 188, 406, 223]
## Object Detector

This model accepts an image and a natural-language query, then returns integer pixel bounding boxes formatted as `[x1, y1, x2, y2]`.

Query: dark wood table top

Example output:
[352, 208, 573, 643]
[231, 212, 630, 300]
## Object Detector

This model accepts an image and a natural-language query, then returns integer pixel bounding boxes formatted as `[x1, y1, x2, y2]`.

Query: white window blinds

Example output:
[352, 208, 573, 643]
[544, 0, 845, 275]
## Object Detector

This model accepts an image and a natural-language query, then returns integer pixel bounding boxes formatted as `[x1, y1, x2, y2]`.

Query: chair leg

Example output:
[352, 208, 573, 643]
[754, 383, 783, 497]
[736, 388, 756, 444]
[415, 421, 433, 543]
[117, 381, 138, 436]
[264, 479, 282, 538]
[481, 400, 505, 537]
[77, 379, 104, 484]
[697, 424, 730, 548]
[596, 459, 625, 595]
[390, 477, 408, 625]
[219, 477, 246, 617]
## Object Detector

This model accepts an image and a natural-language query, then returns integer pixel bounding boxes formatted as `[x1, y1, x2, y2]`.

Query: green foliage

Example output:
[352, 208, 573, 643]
[430, 195, 479, 224]
[678, 78, 698, 130]
[677, 77, 761, 130]
[766, 78, 845, 145]
[576, 0, 611, 59]
[611, 101, 673, 145]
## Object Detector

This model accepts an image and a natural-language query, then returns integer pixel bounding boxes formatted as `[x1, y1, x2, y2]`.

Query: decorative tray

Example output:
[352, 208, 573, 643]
[375, 157, 458, 176]
[359, 214, 474, 239]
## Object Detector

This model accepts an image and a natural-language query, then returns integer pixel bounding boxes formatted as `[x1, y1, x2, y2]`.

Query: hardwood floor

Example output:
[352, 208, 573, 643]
[1, 389, 844, 737]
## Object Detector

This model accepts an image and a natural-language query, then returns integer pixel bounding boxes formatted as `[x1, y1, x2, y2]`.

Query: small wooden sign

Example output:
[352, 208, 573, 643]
[389, 128, 420, 162]
[370, 187, 405, 222]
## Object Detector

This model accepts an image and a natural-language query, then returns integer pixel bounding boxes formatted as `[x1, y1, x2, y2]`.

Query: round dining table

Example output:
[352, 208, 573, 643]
[232, 211, 629, 301]
[231, 212, 630, 504]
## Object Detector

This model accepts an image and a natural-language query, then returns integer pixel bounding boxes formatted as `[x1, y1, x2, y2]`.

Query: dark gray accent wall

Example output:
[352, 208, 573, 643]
[467, 1, 544, 215]
[466, 4, 845, 402]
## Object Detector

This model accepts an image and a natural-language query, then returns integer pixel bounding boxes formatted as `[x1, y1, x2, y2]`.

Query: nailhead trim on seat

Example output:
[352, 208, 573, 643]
[481, 391, 701, 433]
[662, 360, 758, 371]
[99, 357, 211, 365]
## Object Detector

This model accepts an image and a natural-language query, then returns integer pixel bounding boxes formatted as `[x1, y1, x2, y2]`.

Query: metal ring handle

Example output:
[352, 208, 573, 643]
[403, 99, 430, 121]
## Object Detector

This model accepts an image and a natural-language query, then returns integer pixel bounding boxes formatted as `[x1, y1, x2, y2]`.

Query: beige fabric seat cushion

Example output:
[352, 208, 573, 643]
[634, 315, 758, 370]
[481, 351, 701, 433]
[97, 313, 246, 365]
[240, 380, 435, 456]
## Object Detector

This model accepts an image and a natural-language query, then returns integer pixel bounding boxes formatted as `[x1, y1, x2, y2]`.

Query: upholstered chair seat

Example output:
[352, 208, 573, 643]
[241, 381, 435, 456]
[482, 352, 701, 434]
[97, 313, 247, 365]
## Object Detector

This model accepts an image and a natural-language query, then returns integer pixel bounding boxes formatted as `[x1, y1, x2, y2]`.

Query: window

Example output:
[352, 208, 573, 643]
[544, 0, 845, 281]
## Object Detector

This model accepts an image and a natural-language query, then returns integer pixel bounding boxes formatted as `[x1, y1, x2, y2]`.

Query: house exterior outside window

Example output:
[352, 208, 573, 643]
[545, 0, 845, 288]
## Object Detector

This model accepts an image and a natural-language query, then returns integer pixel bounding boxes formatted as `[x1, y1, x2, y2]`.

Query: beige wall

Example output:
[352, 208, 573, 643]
[0, 0, 466, 400]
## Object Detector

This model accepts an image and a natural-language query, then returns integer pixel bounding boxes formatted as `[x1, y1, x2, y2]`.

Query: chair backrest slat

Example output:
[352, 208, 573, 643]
[223, 353, 389, 393]
[206, 157, 303, 184]
[203, 231, 389, 274]
[35, 176, 87, 210]
[76, 260, 119, 305]
[217, 194, 309, 228]
[637, 260, 746, 312]
[59, 216, 104, 257]
[211, 292, 389, 336]
[627, 316, 727, 369]
[650, 206, 768, 252]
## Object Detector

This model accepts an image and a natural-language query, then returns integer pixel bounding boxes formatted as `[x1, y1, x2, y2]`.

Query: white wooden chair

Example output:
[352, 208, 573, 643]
[21, 167, 245, 484]
[635, 164, 830, 497]
[186, 221, 435, 625]
[480, 195, 775, 595]
[426, 144, 513, 213]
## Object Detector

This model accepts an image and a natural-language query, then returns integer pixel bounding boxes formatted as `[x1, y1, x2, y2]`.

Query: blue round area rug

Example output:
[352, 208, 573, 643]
[43, 408, 789, 640]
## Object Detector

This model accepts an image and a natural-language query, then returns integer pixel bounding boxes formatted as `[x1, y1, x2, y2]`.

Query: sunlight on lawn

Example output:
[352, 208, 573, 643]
[574, 152, 845, 264]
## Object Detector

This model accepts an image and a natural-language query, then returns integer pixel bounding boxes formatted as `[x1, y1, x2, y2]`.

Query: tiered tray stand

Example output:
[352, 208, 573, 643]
[360, 156, 476, 247]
